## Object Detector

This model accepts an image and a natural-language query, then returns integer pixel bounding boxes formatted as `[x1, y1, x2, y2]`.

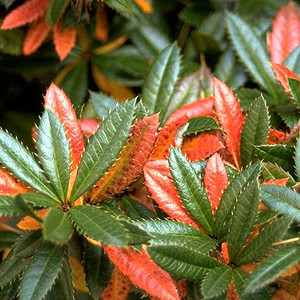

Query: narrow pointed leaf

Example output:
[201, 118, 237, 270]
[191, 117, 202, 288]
[244, 246, 300, 294]
[236, 217, 292, 265]
[104, 245, 180, 300]
[213, 78, 244, 169]
[0, 278, 20, 300]
[296, 137, 300, 181]
[20, 242, 65, 300]
[71, 101, 135, 201]
[147, 245, 223, 281]
[0, 231, 19, 250]
[284, 46, 300, 75]
[142, 43, 181, 122]
[214, 163, 261, 239]
[46, 0, 69, 26]
[269, 2, 300, 64]
[22, 193, 60, 208]
[43, 208, 73, 244]
[288, 78, 300, 111]
[169, 148, 214, 232]
[38, 110, 70, 201]
[15, 194, 43, 222]
[0, 129, 57, 199]
[0, 195, 22, 216]
[202, 266, 232, 299]
[241, 96, 269, 167]
[122, 196, 156, 220]
[144, 159, 201, 229]
[184, 117, 220, 136]
[204, 153, 228, 215]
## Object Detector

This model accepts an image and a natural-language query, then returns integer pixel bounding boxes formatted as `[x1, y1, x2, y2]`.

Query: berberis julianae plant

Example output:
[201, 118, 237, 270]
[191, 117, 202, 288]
[2, 1, 300, 300]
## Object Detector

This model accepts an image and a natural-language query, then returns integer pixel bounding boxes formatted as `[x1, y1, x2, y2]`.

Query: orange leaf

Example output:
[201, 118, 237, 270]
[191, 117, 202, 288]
[95, 5, 109, 42]
[17, 209, 48, 230]
[44, 83, 85, 171]
[204, 153, 228, 215]
[0, 168, 28, 195]
[150, 115, 188, 161]
[91, 114, 159, 202]
[144, 160, 200, 229]
[102, 267, 132, 300]
[269, 2, 300, 64]
[271, 62, 299, 93]
[79, 118, 101, 138]
[267, 129, 287, 145]
[23, 17, 50, 55]
[53, 22, 77, 61]
[134, 0, 153, 14]
[221, 242, 229, 264]
[213, 78, 244, 170]
[104, 246, 180, 300]
[181, 133, 224, 162]
[1, 0, 50, 30]
[166, 97, 214, 124]
[262, 178, 288, 186]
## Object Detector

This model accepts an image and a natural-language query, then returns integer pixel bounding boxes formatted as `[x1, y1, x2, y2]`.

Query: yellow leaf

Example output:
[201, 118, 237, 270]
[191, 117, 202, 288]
[93, 35, 128, 55]
[69, 254, 89, 293]
[17, 209, 48, 230]
[134, 0, 153, 14]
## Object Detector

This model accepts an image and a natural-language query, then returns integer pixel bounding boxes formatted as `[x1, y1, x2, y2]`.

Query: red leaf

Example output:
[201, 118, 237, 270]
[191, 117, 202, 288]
[79, 118, 101, 138]
[91, 114, 159, 202]
[44, 83, 85, 171]
[150, 115, 188, 161]
[104, 245, 180, 300]
[271, 62, 299, 93]
[262, 178, 288, 186]
[267, 129, 287, 145]
[95, 5, 108, 42]
[166, 97, 214, 124]
[221, 242, 229, 264]
[213, 78, 244, 170]
[53, 22, 77, 61]
[0, 169, 28, 195]
[269, 2, 300, 64]
[204, 153, 228, 215]
[181, 133, 224, 162]
[144, 160, 200, 229]
[23, 17, 50, 56]
[1, 0, 50, 30]
[102, 267, 132, 300]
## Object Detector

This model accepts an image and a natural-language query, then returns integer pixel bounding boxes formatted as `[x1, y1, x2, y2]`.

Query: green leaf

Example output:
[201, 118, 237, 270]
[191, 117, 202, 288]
[70, 100, 135, 201]
[202, 266, 232, 299]
[244, 246, 300, 294]
[215, 163, 261, 239]
[43, 208, 73, 244]
[0, 195, 22, 216]
[15, 194, 43, 222]
[236, 217, 292, 265]
[261, 162, 296, 187]
[255, 209, 278, 227]
[0, 231, 19, 250]
[83, 243, 112, 299]
[275, 104, 300, 129]
[296, 137, 300, 181]
[89, 91, 118, 120]
[0, 27, 23, 55]
[0, 279, 20, 300]
[226, 12, 283, 103]
[0, 0, 17, 8]
[122, 196, 156, 220]
[147, 245, 223, 281]
[0, 129, 57, 199]
[169, 148, 214, 233]
[19, 243, 65, 300]
[184, 117, 220, 136]
[288, 78, 300, 111]
[284, 46, 300, 76]
[241, 96, 269, 167]
[261, 185, 300, 222]
[254, 145, 295, 175]
[227, 169, 260, 261]
[135, 219, 217, 253]
[46, 0, 69, 26]
[234, 88, 261, 111]
[142, 43, 181, 122]
[21, 193, 60, 208]
[38, 110, 70, 202]
[59, 62, 88, 107]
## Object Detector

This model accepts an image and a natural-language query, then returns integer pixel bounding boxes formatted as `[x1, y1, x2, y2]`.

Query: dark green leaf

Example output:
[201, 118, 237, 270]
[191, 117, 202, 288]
[296, 137, 300, 181]
[215, 163, 261, 239]
[0, 0, 17, 8]
[284, 46, 300, 76]
[234, 88, 261, 111]
[184, 117, 220, 136]
[0, 129, 57, 199]
[70, 100, 135, 201]
[288, 78, 300, 111]
[244, 246, 300, 294]
[0, 27, 23, 55]
[123, 196, 156, 220]
[237, 217, 291, 265]
[0, 231, 19, 250]
[43, 208, 73, 244]
[169, 148, 214, 233]
[22, 193, 60, 208]
[254, 145, 295, 175]
[275, 104, 300, 129]
[19, 243, 65, 300]
[38, 110, 70, 201]
[0, 195, 22, 216]
[255, 209, 278, 227]
[46, 0, 69, 26]
[142, 43, 181, 122]
[15, 194, 43, 222]
[0, 278, 20, 300]
[202, 266, 232, 299]
[241, 96, 269, 167]
[147, 245, 223, 281]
